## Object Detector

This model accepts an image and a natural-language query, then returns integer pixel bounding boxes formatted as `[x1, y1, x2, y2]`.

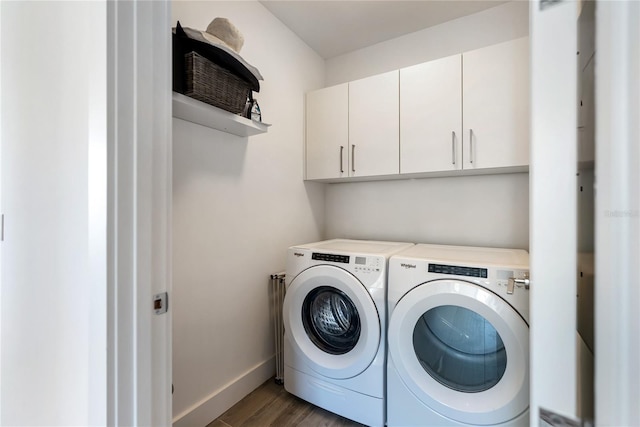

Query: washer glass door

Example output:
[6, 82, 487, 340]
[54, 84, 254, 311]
[302, 286, 361, 355]
[388, 279, 529, 425]
[284, 265, 381, 379]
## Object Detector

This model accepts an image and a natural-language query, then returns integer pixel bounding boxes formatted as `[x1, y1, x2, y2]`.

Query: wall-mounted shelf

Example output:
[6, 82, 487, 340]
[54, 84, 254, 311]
[172, 92, 270, 137]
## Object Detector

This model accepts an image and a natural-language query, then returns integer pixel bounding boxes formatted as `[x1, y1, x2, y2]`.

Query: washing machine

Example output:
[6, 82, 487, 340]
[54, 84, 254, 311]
[283, 239, 413, 427]
[387, 244, 530, 426]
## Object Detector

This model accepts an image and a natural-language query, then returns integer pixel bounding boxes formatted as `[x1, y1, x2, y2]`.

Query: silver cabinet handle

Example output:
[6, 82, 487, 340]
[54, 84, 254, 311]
[451, 131, 456, 165]
[340, 146, 344, 173]
[351, 144, 356, 173]
[469, 129, 473, 164]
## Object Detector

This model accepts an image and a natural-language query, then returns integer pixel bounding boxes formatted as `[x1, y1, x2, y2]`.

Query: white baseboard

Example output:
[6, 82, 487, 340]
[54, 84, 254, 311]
[172, 357, 276, 427]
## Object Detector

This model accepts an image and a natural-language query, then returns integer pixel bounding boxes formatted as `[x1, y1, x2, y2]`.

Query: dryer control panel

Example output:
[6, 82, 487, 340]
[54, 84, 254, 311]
[428, 263, 488, 278]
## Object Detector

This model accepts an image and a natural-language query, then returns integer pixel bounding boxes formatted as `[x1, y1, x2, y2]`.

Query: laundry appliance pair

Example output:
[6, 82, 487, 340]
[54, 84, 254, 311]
[283, 239, 530, 427]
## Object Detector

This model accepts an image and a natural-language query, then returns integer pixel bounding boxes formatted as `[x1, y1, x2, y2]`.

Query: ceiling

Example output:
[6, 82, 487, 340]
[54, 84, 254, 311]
[259, 1, 509, 59]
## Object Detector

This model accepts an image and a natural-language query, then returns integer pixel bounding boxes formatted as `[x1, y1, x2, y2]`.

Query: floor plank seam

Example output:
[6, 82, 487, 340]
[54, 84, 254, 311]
[206, 378, 364, 427]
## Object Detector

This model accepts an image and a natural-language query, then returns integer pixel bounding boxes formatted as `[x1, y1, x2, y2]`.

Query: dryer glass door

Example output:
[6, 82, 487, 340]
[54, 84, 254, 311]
[388, 279, 529, 425]
[413, 305, 506, 392]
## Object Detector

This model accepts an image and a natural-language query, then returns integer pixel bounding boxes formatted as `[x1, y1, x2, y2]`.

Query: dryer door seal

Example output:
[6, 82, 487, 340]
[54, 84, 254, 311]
[284, 265, 380, 379]
[388, 279, 529, 425]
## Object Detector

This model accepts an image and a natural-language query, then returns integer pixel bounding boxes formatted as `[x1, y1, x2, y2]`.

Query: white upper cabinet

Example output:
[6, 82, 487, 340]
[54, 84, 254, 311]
[348, 70, 400, 178]
[304, 37, 529, 182]
[305, 83, 349, 180]
[463, 37, 530, 169]
[400, 54, 463, 174]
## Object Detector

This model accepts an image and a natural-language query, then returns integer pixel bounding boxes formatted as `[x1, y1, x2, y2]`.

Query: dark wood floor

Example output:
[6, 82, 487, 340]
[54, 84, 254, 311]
[207, 378, 366, 427]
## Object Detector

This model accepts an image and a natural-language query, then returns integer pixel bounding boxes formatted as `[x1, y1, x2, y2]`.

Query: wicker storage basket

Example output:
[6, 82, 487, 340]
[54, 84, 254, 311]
[184, 51, 251, 114]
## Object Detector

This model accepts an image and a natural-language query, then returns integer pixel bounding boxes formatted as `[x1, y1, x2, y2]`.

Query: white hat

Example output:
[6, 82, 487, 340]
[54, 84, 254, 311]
[176, 20, 263, 84]
[201, 17, 244, 54]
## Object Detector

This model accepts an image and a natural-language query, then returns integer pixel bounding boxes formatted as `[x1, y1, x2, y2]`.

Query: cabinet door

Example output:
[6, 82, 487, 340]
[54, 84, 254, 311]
[400, 54, 462, 173]
[463, 37, 529, 169]
[306, 83, 348, 180]
[348, 71, 399, 178]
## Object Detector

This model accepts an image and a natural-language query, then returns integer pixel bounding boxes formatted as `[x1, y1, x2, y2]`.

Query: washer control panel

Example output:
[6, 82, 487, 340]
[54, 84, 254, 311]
[312, 252, 349, 263]
[311, 252, 382, 273]
[354, 256, 382, 273]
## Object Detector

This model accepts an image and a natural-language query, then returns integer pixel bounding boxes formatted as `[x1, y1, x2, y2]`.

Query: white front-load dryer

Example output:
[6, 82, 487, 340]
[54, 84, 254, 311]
[284, 239, 413, 427]
[387, 244, 530, 427]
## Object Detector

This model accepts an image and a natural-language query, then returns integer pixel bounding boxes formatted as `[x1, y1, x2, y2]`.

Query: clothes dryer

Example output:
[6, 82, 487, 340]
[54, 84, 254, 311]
[387, 244, 530, 426]
[283, 239, 413, 427]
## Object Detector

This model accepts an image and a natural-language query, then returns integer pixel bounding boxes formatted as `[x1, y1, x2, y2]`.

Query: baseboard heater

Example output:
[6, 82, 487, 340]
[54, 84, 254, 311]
[270, 272, 286, 385]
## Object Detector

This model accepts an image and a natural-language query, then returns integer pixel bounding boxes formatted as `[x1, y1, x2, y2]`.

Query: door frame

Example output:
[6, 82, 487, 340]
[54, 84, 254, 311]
[531, 1, 639, 425]
[0, 4, 3, 421]
[594, 1, 640, 424]
[529, 0, 578, 423]
[107, 1, 172, 425]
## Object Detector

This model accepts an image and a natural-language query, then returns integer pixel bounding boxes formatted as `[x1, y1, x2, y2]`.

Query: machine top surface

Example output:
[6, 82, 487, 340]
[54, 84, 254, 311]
[392, 244, 529, 269]
[292, 239, 413, 257]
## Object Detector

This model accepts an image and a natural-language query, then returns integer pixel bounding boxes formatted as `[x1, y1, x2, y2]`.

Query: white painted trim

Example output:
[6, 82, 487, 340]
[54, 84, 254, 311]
[0, 3, 3, 421]
[107, 0, 172, 425]
[529, 0, 578, 423]
[107, 3, 135, 422]
[148, 2, 173, 425]
[88, 2, 108, 425]
[595, 1, 640, 424]
[172, 357, 276, 427]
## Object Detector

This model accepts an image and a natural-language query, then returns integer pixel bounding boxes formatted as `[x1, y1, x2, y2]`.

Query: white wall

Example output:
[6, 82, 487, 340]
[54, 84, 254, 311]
[326, 1, 529, 86]
[0, 2, 107, 425]
[171, 2, 530, 424]
[326, 174, 529, 249]
[324, 1, 530, 250]
[171, 2, 325, 425]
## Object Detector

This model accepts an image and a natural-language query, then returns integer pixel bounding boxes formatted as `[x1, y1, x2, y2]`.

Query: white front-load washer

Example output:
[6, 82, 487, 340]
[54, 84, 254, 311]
[283, 239, 413, 427]
[387, 244, 530, 427]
